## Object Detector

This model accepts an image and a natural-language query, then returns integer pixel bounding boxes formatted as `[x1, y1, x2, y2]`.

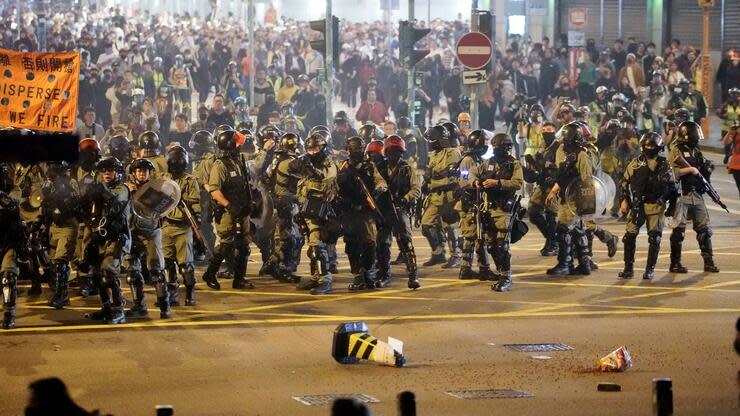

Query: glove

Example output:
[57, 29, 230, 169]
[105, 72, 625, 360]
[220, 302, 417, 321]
[227, 203, 242, 218]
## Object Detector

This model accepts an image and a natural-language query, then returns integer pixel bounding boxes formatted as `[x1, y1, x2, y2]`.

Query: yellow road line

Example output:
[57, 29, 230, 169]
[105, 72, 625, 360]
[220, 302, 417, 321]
[598, 279, 740, 303]
[6, 306, 740, 334]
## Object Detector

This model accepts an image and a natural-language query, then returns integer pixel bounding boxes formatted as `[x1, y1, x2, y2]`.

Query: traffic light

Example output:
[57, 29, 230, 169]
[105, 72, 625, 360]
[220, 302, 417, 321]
[309, 15, 339, 64]
[399, 20, 430, 68]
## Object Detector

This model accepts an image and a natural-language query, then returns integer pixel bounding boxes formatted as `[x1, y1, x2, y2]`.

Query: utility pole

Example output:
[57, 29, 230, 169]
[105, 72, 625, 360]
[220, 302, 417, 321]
[325, 0, 333, 127]
[407, 0, 415, 128]
[248, 0, 255, 110]
[700, 0, 713, 137]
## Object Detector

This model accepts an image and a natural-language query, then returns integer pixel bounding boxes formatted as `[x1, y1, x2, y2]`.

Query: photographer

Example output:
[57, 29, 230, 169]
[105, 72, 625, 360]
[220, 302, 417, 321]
[724, 123, 740, 196]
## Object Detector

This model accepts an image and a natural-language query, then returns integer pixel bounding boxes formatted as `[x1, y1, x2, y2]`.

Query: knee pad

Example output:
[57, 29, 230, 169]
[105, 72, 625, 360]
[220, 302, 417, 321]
[670, 227, 685, 244]
[647, 231, 661, 246]
[421, 225, 435, 239]
[180, 263, 195, 285]
[695, 226, 712, 238]
[1, 272, 17, 287]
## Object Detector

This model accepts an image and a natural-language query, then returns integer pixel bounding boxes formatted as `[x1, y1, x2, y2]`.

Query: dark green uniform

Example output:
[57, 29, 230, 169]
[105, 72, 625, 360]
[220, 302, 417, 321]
[456, 152, 492, 277]
[421, 147, 461, 262]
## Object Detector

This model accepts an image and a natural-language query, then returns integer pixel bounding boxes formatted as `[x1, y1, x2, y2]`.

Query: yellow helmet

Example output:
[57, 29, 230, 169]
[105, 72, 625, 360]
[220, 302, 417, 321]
[457, 112, 471, 122]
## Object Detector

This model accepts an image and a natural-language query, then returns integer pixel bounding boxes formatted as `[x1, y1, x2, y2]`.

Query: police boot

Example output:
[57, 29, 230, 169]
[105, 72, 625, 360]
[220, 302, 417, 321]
[182, 264, 197, 306]
[619, 234, 637, 279]
[48, 261, 70, 309]
[596, 228, 619, 258]
[572, 229, 592, 275]
[310, 274, 333, 295]
[105, 272, 127, 324]
[153, 271, 171, 319]
[2, 272, 18, 329]
[529, 209, 551, 256]
[362, 243, 379, 288]
[441, 255, 461, 269]
[404, 250, 420, 289]
[542, 211, 559, 256]
[421, 225, 446, 266]
[585, 230, 599, 271]
[491, 241, 512, 292]
[459, 239, 476, 279]
[232, 246, 255, 289]
[202, 250, 224, 290]
[669, 227, 688, 273]
[125, 271, 148, 318]
[376, 274, 392, 289]
[391, 252, 406, 266]
[297, 248, 321, 291]
[697, 231, 720, 273]
[547, 227, 574, 275]
[165, 260, 180, 306]
[376, 245, 392, 289]
[643, 232, 661, 280]
[86, 276, 111, 321]
[278, 269, 302, 283]
[27, 275, 42, 297]
[78, 275, 98, 297]
[327, 244, 339, 274]
[348, 271, 368, 291]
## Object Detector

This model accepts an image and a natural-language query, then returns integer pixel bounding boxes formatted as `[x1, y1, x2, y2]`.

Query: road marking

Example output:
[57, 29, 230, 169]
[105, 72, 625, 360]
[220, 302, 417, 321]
[6, 306, 739, 334]
[598, 279, 740, 302]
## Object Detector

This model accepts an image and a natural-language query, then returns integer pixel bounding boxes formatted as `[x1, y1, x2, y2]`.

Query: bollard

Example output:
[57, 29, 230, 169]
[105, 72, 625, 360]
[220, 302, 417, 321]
[653, 378, 673, 416]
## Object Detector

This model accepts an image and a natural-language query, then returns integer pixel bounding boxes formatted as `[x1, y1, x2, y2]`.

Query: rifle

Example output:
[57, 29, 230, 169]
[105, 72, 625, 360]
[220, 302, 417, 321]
[673, 154, 729, 213]
[355, 174, 385, 226]
[179, 200, 213, 259]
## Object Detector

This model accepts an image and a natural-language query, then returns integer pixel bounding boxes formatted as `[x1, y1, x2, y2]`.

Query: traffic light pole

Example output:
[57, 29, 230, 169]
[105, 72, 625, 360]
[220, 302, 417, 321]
[325, 0, 334, 127]
[248, 0, 255, 110]
[469, 4, 480, 130]
[407, 0, 415, 128]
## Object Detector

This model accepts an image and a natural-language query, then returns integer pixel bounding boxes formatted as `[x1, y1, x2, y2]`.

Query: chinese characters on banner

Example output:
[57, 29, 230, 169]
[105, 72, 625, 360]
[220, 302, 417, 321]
[0, 48, 79, 132]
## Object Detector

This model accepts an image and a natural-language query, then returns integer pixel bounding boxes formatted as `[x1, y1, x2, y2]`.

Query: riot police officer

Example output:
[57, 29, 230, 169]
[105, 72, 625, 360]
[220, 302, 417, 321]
[74, 139, 101, 297]
[1, 163, 28, 329]
[189, 130, 217, 261]
[264, 133, 304, 283]
[358, 123, 384, 144]
[420, 125, 462, 267]
[139, 131, 167, 177]
[618, 132, 676, 279]
[162, 146, 201, 306]
[125, 158, 169, 318]
[337, 136, 388, 290]
[545, 122, 596, 276]
[457, 130, 495, 280]
[523, 122, 560, 256]
[81, 157, 130, 324]
[41, 162, 80, 309]
[292, 132, 339, 295]
[202, 130, 255, 290]
[366, 137, 422, 289]
[105, 135, 133, 166]
[473, 133, 524, 292]
[668, 121, 720, 273]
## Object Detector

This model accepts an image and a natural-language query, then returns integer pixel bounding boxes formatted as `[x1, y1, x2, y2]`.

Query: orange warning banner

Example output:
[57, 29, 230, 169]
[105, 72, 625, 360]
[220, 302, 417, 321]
[0, 48, 79, 132]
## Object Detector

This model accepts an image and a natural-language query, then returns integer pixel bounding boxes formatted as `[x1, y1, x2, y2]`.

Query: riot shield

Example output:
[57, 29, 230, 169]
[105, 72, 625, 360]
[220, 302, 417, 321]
[131, 178, 181, 222]
[565, 175, 609, 217]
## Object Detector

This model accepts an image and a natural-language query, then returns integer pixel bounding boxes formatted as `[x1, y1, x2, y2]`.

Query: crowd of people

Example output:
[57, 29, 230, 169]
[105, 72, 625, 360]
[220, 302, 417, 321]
[0, 4, 734, 330]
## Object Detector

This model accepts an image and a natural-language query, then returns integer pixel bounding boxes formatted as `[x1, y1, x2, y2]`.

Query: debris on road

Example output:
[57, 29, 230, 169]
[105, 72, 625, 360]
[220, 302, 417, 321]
[597, 382, 622, 392]
[531, 355, 552, 360]
[332, 321, 406, 367]
[598, 346, 632, 372]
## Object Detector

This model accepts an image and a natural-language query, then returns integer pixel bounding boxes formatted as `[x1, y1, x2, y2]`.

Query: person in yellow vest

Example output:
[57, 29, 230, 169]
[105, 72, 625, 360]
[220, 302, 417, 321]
[724, 122, 740, 196]
[718, 88, 740, 164]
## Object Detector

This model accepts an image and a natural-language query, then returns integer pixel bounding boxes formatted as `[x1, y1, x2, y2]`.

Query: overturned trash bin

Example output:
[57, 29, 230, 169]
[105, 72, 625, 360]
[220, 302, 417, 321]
[332, 321, 406, 367]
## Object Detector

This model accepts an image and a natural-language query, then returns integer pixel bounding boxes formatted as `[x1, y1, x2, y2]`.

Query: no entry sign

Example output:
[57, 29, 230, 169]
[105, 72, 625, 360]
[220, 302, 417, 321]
[455, 32, 492, 70]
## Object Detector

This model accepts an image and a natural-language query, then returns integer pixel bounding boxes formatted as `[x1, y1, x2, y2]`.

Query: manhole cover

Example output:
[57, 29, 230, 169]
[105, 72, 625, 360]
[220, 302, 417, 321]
[293, 394, 380, 406]
[446, 389, 533, 399]
[503, 343, 573, 352]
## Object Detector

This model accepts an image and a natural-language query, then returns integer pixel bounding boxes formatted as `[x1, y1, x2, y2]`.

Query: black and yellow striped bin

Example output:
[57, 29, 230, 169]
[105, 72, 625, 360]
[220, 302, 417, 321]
[331, 321, 406, 367]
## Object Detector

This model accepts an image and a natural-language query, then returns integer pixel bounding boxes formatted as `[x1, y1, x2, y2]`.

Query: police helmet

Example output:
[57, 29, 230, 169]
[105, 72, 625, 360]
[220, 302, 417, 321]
[106, 135, 131, 159]
[128, 157, 156, 175]
[384, 135, 406, 153]
[358, 124, 383, 143]
[213, 124, 234, 138]
[673, 107, 691, 124]
[216, 130, 240, 152]
[278, 132, 301, 154]
[95, 156, 125, 176]
[365, 140, 384, 157]
[166, 145, 189, 174]
[467, 130, 488, 153]
[559, 122, 585, 147]
[236, 121, 254, 133]
[188, 130, 214, 153]
[677, 121, 704, 146]
[639, 132, 664, 157]
[258, 124, 281, 143]
[424, 125, 450, 148]
[441, 122, 461, 147]
[346, 136, 365, 154]
[138, 130, 160, 157]
[491, 133, 514, 149]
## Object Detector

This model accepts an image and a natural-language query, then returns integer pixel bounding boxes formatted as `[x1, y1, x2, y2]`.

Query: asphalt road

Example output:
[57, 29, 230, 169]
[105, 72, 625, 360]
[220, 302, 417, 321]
[1, 153, 739, 416]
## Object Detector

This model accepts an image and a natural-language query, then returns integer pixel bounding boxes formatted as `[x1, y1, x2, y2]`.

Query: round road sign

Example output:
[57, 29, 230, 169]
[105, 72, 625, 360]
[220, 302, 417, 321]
[455, 31, 493, 70]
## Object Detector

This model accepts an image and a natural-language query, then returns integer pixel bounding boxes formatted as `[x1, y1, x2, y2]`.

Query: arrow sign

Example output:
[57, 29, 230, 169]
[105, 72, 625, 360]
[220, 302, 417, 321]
[463, 70, 487, 85]
[456, 31, 493, 70]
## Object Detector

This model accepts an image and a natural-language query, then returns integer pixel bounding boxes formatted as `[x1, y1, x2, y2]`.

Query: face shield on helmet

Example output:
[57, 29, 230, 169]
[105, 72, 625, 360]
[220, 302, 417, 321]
[639, 132, 664, 158]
